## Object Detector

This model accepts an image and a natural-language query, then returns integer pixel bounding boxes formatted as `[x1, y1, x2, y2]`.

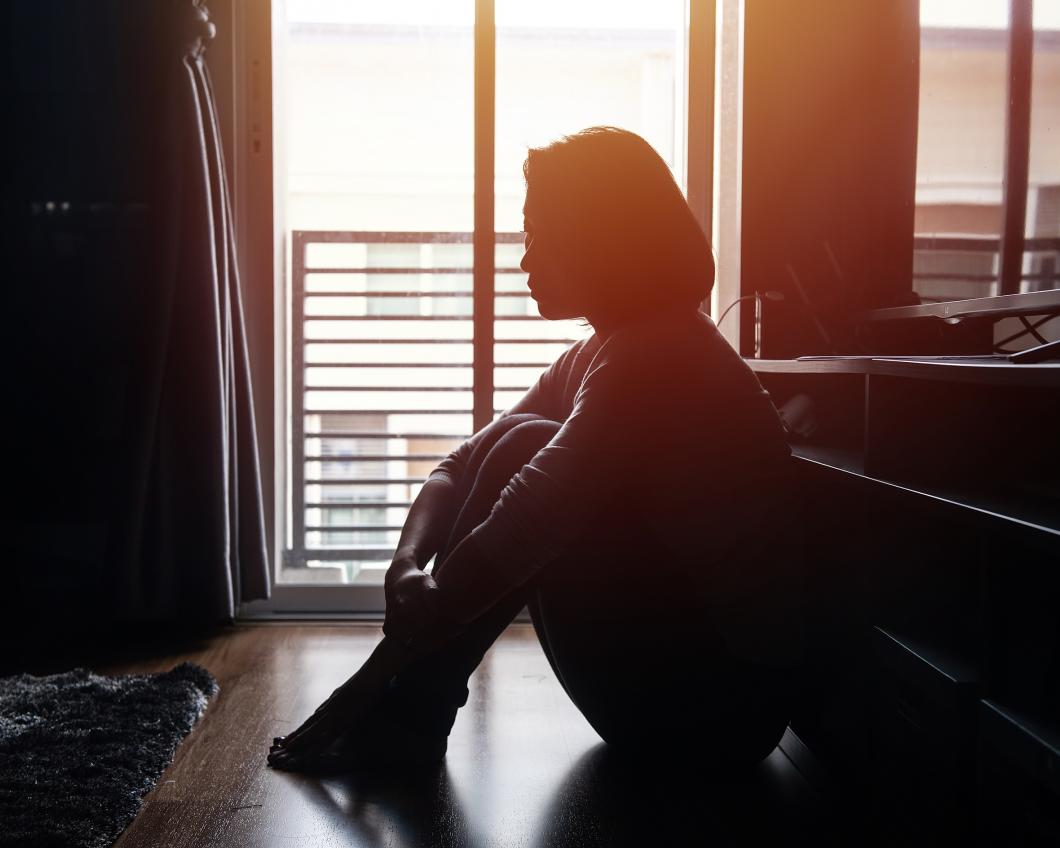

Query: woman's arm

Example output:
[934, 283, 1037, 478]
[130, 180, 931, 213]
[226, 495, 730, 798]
[390, 477, 462, 571]
[387, 342, 568, 581]
[382, 477, 462, 642]
[384, 342, 576, 640]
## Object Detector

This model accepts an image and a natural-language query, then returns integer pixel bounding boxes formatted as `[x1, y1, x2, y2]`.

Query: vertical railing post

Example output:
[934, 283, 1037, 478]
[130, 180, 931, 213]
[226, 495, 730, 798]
[474, 0, 496, 433]
[713, 0, 744, 351]
[290, 231, 307, 568]
[687, 0, 716, 304]
[999, 0, 1033, 296]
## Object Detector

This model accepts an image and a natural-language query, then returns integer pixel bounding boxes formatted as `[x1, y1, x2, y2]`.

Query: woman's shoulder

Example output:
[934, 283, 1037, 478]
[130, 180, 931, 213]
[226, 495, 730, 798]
[534, 333, 603, 416]
[591, 308, 770, 404]
[554, 332, 602, 374]
[594, 309, 715, 370]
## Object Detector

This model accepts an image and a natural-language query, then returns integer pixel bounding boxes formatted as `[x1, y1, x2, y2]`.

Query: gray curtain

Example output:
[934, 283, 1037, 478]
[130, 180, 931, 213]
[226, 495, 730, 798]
[116, 0, 270, 619]
[3, 0, 267, 628]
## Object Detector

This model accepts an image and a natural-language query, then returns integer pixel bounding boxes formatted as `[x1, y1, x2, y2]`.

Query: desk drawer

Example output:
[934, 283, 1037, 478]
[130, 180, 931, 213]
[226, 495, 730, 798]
[978, 700, 1060, 846]
[870, 627, 979, 837]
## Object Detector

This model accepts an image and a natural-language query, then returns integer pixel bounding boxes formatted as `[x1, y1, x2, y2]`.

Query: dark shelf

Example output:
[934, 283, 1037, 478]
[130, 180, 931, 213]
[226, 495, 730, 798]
[750, 356, 1060, 387]
[751, 356, 1060, 546]
[793, 448, 1060, 546]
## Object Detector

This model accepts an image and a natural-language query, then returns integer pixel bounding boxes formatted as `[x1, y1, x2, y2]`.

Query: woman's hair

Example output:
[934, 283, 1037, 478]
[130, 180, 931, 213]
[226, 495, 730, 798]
[522, 126, 714, 321]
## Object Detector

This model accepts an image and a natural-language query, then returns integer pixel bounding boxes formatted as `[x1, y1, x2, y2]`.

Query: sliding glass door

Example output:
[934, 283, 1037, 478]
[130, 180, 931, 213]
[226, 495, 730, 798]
[263, 0, 716, 612]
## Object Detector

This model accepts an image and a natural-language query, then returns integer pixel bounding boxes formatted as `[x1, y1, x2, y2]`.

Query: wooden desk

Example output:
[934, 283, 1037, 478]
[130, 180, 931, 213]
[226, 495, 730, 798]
[748, 357, 1060, 545]
[746, 357, 1060, 841]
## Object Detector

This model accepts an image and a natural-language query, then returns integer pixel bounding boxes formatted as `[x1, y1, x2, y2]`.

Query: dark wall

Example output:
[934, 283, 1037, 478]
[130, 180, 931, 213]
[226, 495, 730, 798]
[2, 2, 178, 628]
[741, 1, 921, 357]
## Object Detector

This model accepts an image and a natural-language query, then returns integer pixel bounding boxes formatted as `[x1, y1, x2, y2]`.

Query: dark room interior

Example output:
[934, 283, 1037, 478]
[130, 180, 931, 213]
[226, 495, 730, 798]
[2, 1, 1058, 846]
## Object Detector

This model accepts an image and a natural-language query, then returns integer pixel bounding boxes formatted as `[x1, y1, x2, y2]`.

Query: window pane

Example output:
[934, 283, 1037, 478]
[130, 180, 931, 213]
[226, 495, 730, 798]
[493, 0, 688, 414]
[285, 1, 473, 232]
[913, 1, 1009, 303]
[281, 1, 473, 585]
[1025, 7, 1060, 295]
[495, 0, 688, 230]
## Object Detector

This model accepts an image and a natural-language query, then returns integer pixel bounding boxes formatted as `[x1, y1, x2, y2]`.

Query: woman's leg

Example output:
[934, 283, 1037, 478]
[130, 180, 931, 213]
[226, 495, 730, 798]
[528, 507, 795, 770]
[387, 411, 793, 770]
[379, 414, 563, 738]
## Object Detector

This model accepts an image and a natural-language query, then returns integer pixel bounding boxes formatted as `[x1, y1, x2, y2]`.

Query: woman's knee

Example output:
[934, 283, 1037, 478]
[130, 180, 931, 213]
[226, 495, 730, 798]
[459, 414, 554, 477]
[474, 418, 561, 484]
[483, 412, 555, 445]
[440, 417, 561, 555]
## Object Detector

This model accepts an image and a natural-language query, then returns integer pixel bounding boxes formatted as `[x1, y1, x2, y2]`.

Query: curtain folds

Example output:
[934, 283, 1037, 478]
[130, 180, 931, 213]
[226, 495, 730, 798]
[119, 0, 269, 620]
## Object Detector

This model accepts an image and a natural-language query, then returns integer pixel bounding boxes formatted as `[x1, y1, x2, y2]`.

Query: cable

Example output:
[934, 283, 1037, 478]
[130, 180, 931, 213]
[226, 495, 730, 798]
[715, 290, 785, 327]
[993, 313, 1057, 350]
[1019, 315, 1048, 345]
[716, 294, 755, 327]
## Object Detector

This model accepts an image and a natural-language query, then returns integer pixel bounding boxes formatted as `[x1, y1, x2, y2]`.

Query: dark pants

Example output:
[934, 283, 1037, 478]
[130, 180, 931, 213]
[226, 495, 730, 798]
[388, 413, 794, 770]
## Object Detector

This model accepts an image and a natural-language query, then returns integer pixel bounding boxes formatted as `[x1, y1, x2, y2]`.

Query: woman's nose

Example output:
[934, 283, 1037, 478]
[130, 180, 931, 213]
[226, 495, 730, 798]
[519, 248, 531, 274]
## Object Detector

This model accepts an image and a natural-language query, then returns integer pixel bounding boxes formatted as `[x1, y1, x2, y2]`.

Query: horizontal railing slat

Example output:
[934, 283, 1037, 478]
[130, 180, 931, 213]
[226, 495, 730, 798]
[305, 526, 405, 532]
[305, 362, 550, 368]
[913, 273, 998, 282]
[295, 229, 522, 244]
[304, 454, 447, 462]
[306, 388, 529, 395]
[303, 549, 395, 561]
[303, 409, 489, 415]
[305, 432, 469, 440]
[304, 266, 523, 274]
[304, 338, 576, 344]
[304, 315, 555, 321]
[305, 478, 429, 485]
[912, 235, 1060, 252]
[306, 501, 413, 509]
[306, 385, 473, 392]
[304, 290, 528, 296]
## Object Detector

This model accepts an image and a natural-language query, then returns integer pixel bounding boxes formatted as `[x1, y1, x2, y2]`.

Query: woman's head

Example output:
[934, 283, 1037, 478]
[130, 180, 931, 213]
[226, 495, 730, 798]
[520, 126, 713, 326]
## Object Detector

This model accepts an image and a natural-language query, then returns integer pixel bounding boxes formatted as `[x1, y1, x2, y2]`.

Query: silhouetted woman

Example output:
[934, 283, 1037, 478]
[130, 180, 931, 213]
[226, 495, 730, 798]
[268, 126, 803, 775]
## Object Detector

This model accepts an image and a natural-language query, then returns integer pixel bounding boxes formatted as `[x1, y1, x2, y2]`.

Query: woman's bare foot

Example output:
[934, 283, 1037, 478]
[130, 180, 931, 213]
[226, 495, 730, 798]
[268, 677, 448, 774]
[267, 679, 382, 771]
[268, 639, 407, 771]
[267, 633, 453, 773]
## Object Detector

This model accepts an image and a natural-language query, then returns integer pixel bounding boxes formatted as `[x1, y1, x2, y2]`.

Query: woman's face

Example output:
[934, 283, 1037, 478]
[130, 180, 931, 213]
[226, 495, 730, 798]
[520, 193, 596, 321]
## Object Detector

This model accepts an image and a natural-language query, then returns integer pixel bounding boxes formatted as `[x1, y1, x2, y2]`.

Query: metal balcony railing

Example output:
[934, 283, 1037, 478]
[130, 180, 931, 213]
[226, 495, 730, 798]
[912, 235, 1060, 303]
[286, 230, 587, 583]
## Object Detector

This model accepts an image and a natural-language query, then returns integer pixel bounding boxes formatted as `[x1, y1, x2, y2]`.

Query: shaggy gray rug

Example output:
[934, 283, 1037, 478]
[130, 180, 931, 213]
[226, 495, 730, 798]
[0, 662, 217, 848]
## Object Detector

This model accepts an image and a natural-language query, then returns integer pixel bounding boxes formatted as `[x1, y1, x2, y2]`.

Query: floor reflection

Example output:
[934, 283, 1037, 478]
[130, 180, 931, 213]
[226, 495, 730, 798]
[539, 741, 847, 847]
[288, 765, 485, 848]
[107, 626, 843, 847]
[283, 738, 838, 848]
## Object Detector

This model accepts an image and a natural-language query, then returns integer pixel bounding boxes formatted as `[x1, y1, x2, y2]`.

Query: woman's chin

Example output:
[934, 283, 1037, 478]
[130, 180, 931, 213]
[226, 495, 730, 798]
[533, 299, 574, 321]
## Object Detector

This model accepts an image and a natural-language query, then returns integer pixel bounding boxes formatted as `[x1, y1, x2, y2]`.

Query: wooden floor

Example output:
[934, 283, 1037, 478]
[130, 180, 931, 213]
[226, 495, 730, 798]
[81, 623, 845, 847]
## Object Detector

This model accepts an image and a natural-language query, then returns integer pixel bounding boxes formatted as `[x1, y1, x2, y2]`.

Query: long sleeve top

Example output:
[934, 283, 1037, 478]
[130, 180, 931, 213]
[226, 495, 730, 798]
[427, 307, 804, 664]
